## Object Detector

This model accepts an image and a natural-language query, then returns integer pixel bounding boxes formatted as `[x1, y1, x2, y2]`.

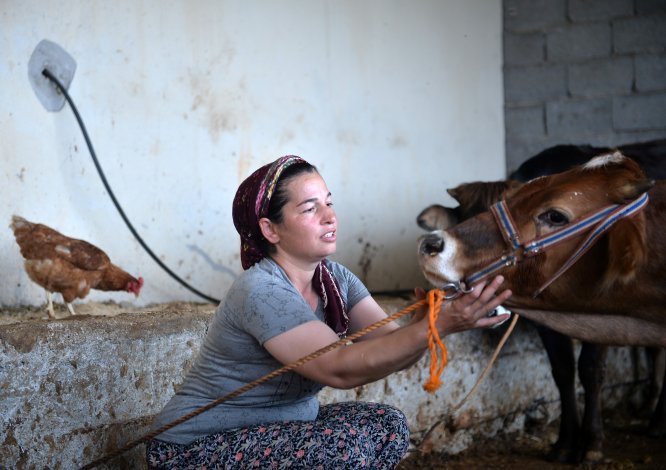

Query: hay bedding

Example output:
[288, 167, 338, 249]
[0, 300, 214, 325]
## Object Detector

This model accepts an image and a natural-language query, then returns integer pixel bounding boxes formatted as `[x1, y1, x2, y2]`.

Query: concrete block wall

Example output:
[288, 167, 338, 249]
[503, 0, 666, 172]
[0, 299, 652, 469]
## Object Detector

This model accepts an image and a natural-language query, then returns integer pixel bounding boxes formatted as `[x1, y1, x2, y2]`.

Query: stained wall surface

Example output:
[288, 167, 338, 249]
[1, 0, 505, 308]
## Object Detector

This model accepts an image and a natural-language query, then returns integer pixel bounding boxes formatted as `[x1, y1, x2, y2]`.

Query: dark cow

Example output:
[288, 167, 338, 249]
[509, 140, 666, 182]
[416, 140, 666, 463]
[417, 153, 666, 464]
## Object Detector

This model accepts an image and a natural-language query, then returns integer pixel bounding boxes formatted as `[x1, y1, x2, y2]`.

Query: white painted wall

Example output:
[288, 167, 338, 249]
[0, 0, 504, 307]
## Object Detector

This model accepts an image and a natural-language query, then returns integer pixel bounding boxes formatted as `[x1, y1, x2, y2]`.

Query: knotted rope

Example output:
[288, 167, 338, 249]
[423, 289, 447, 392]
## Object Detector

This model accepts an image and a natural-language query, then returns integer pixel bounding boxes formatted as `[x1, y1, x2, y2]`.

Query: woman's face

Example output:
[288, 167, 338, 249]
[270, 172, 337, 263]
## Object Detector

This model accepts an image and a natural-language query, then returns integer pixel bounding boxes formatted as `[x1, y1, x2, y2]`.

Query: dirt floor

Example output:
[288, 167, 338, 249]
[398, 408, 666, 470]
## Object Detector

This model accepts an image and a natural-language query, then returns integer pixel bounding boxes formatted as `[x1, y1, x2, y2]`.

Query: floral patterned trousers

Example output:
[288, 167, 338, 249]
[146, 401, 410, 469]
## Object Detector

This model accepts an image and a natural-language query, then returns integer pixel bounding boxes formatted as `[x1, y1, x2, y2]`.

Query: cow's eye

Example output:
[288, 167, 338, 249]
[538, 209, 569, 226]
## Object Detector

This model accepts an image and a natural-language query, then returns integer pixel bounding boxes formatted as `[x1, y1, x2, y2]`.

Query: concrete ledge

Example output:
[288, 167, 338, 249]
[0, 299, 651, 469]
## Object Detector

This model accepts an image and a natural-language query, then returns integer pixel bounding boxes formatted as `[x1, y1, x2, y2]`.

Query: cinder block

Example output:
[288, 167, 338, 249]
[504, 0, 567, 33]
[505, 105, 546, 139]
[614, 15, 666, 54]
[504, 32, 545, 66]
[546, 98, 614, 137]
[503, 0, 666, 181]
[504, 64, 567, 105]
[569, 57, 634, 97]
[547, 23, 612, 62]
[616, 130, 666, 144]
[568, 0, 633, 22]
[636, 54, 666, 91]
[613, 92, 666, 130]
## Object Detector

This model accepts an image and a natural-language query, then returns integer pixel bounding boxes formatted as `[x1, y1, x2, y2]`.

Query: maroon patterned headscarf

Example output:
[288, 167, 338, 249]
[232, 155, 349, 336]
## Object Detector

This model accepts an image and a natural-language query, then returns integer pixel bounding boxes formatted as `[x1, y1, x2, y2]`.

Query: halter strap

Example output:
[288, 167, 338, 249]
[490, 199, 522, 250]
[532, 192, 649, 295]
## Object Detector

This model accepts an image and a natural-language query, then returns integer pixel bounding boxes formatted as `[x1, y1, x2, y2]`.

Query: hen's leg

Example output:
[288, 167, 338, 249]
[45, 291, 56, 319]
[66, 303, 76, 316]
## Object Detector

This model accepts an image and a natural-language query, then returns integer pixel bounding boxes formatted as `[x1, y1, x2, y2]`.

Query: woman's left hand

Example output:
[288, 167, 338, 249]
[435, 275, 512, 335]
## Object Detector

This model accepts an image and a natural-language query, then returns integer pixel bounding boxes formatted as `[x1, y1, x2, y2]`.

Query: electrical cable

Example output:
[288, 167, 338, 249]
[42, 68, 221, 304]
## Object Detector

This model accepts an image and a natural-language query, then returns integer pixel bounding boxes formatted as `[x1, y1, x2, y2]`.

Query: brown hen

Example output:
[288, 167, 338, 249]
[10, 215, 143, 319]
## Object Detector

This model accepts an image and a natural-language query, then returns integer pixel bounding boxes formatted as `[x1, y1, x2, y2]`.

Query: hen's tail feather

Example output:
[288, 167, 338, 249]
[10, 215, 32, 233]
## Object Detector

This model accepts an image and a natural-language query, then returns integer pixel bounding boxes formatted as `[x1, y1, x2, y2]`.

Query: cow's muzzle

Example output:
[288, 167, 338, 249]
[419, 232, 444, 256]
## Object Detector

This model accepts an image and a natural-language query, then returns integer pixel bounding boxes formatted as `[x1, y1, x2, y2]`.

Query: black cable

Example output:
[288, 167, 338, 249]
[42, 68, 221, 304]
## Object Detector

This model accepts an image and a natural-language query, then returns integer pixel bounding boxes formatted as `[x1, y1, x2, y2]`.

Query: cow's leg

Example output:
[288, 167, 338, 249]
[644, 347, 663, 412]
[648, 351, 666, 437]
[578, 343, 608, 463]
[536, 325, 580, 463]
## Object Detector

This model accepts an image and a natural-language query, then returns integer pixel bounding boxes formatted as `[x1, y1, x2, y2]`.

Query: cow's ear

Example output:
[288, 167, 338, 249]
[602, 216, 647, 290]
[417, 204, 458, 231]
[447, 180, 516, 206]
[446, 185, 463, 202]
[618, 178, 654, 202]
[504, 179, 523, 198]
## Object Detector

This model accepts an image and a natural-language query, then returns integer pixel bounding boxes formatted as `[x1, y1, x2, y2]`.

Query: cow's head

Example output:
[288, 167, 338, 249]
[417, 152, 655, 308]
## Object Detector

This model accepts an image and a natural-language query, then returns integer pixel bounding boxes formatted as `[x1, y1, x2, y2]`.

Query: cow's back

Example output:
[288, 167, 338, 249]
[509, 139, 666, 182]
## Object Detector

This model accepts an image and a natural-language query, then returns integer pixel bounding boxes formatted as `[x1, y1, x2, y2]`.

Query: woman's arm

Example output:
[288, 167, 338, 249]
[341, 291, 429, 370]
[346, 295, 401, 339]
[264, 275, 511, 389]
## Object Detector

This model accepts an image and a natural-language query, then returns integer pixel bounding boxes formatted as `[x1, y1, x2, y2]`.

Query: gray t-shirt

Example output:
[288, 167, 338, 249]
[152, 257, 370, 445]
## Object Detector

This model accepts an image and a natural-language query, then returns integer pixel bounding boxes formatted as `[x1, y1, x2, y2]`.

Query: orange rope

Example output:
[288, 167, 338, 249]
[423, 289, 447, 393]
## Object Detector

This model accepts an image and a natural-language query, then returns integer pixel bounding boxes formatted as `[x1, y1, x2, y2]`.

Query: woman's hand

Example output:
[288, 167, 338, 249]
[435, 275, 512, 335]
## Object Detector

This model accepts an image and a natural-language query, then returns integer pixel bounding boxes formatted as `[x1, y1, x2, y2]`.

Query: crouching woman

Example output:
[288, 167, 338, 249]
[147, 155, 511, 469]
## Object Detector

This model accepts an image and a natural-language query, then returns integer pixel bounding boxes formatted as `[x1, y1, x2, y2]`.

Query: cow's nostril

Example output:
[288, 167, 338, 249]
[420, 233, 444, 256]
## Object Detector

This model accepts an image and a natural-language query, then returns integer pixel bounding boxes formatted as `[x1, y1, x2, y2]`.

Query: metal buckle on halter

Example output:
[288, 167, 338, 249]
[502, 253, 518, 266]
[523, 243, 541, 257]
[440, 281, 474, 300]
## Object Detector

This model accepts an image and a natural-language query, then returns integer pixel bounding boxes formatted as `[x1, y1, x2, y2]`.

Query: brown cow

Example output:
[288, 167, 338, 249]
[417, 153, 666, 458]
[418, 142, 666, 463]
[420, 173, 665, 463]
